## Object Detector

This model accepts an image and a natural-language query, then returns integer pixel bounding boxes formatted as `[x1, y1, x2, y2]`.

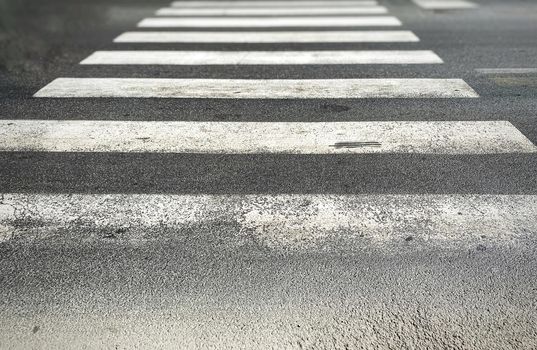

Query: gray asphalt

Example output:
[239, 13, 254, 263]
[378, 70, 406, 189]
[1, 0, 537, 348]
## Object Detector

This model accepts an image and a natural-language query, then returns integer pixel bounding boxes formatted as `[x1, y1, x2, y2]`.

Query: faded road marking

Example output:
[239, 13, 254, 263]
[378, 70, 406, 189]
[33, 78, 479, 98]
[476, 68, 537, 74]
[2, 194, 537, 250]
[156, 6, 389, 15]
[412, 0, 477, 9]
[137, 16, 402, 27]
[490, 77, 537, 87]
[114, 31, 420, 43]
[1, 120, 534, 154]
[170, 1, 380, 8]
[80, 50, 443, 65]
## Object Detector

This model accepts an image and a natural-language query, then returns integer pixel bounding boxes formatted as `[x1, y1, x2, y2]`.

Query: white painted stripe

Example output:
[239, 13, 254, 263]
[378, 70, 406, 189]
[156, 6, 388, 15]
[412, 0, 477, 9]
[33, 78, 479, 98]
[1, 120, 533, 154]
[114, 31, 420, 43]
[80, 50, 443, 65]
[138, 16, 402, 27]
[2, 194, 537, 248]
[476, 68, 537, 74]
[170, 1, 379, 8]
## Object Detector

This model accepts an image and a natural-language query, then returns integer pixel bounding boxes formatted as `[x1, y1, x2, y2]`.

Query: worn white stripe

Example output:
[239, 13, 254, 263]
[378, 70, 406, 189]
[1, 194, 537, 248]
[156, 6, 388, 15]
[33, 78, 478, 98]
[114, 31, 420, 43]
[489, 77, 537, 87]
[80, 50, 443, 65]
[476, 68, 537, 74]
[412, 0, 477, 9]
[138, 16, 402, 27]
[0, 120, 533, 154]
[170, 1, 379, 8]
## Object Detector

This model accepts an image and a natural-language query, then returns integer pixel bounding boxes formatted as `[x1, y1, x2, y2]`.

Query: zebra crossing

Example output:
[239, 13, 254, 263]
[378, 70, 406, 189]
[2, 120, 534, 154]
[79, 50, 444, 65]
[412, 0, 477, 10]
[137, 16, 402, 27]
[113, 30, 420, 42]
[155, 6, 390, 14]
[168, 1, 380, 7]
[2, 194, 537, 247]
[34, 78, 478, 98]
[2, 0, 536, 244]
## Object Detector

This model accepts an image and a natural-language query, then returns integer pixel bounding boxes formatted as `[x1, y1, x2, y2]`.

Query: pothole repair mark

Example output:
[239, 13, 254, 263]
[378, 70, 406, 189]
[330, 141, 382, 149]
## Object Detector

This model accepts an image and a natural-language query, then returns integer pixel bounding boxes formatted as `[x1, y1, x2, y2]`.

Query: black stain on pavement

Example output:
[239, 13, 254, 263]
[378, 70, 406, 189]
[330, 142, 382, 149]
[103, 232, 116, 239]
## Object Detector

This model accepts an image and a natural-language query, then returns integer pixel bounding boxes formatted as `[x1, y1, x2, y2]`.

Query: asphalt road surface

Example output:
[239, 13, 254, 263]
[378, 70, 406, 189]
[1, 0, 537, 348]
